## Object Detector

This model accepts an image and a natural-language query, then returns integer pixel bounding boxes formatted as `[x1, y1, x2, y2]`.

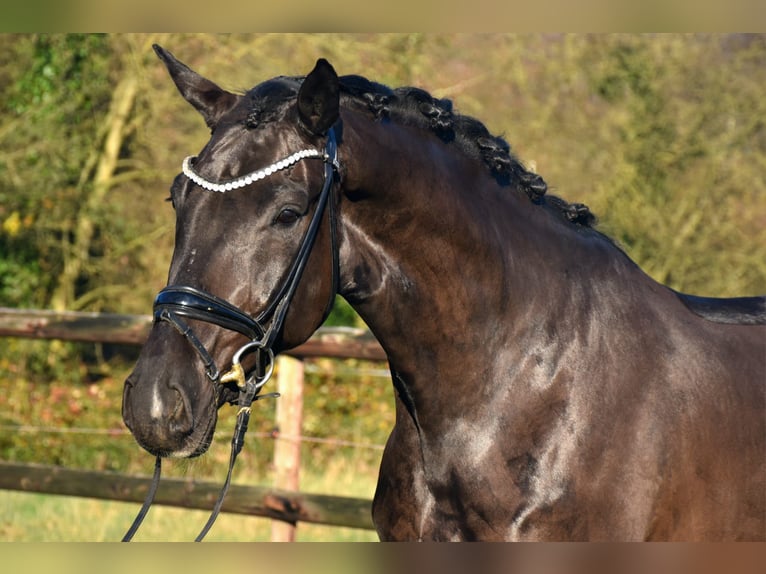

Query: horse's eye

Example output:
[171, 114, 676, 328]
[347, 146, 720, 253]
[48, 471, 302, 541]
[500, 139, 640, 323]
[275, 208, 300, 225]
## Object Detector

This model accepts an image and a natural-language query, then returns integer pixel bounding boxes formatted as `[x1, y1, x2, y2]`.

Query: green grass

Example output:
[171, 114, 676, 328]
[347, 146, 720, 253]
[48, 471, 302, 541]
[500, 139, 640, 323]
[0, 492, 379, 542]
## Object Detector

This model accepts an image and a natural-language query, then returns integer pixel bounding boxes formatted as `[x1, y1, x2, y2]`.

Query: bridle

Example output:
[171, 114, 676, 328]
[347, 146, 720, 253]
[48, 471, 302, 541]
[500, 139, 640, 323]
[156, 128, 340, 384]
[123, 127, 340, 542]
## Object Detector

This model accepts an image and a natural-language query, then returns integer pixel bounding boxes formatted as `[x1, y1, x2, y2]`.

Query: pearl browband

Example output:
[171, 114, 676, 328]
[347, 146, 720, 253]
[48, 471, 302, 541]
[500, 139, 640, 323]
[181, 148, 324, 193]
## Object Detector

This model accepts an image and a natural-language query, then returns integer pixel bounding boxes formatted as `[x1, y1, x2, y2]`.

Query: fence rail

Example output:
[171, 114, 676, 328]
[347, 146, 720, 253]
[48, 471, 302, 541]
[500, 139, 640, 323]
[0, 307, 387, 360]
[0, 306, 388, 537]
[0, 461, 375, 530]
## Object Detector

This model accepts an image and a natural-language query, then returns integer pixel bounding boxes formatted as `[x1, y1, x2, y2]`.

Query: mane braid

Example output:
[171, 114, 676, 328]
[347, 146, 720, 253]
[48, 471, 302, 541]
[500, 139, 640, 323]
[336, 75, 597, 229]
[241, 73, 597, 229]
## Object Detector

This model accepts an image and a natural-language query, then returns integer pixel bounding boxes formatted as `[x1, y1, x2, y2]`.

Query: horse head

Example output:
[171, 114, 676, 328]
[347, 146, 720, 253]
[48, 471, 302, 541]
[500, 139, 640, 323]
[122, 46, 342, 458]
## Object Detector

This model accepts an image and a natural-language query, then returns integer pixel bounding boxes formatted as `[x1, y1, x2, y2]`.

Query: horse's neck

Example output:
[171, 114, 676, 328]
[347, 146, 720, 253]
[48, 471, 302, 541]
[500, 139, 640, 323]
[340, 119, 507, 343]
[345, 202, 625, 343]
[338, 115, 644, 426]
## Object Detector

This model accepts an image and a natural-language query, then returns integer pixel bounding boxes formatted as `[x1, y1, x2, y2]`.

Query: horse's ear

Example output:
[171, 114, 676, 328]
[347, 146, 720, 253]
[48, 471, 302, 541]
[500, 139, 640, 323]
[153, 44, 238, 130]
[297, 59, 340, 135]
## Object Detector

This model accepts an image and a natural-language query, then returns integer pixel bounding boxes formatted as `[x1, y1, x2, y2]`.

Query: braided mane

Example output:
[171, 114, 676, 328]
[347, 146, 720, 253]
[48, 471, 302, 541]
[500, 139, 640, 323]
[335, 74, 596, 228]
[244, 73, 597, 228]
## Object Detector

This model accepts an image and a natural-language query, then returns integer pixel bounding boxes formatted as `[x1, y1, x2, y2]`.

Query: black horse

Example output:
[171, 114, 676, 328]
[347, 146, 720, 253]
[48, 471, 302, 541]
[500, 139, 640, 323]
[123, 45, 766, 541]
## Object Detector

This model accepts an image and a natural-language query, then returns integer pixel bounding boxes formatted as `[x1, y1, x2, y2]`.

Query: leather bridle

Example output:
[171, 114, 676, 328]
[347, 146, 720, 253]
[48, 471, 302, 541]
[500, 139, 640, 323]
[123, 127, 340, 541]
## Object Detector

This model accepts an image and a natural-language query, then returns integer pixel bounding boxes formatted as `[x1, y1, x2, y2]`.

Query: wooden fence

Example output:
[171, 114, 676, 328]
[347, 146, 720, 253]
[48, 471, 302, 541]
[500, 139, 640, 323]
[0, 307, 387, 360]
[0, 306, 387, 539]
[0, 461, 374, 530]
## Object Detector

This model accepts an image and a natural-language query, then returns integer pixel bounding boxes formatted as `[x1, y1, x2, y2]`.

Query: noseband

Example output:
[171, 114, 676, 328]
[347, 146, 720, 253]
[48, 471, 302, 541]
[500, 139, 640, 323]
[123, 128, 340, 542]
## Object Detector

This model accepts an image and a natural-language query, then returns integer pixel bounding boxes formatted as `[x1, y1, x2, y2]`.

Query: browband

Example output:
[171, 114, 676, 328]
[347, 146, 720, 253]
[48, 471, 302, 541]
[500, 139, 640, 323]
[181, 148, 323, 193]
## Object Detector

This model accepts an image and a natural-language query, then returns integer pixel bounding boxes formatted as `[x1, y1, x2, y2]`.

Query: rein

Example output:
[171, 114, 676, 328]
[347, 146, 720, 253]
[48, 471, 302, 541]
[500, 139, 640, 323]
[122, 128, 340, 542]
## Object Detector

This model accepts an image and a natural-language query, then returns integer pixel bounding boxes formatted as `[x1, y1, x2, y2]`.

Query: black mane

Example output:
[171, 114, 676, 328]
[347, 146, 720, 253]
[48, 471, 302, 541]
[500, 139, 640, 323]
[338, 74, 596, 228]
[244, 72, 597, 228]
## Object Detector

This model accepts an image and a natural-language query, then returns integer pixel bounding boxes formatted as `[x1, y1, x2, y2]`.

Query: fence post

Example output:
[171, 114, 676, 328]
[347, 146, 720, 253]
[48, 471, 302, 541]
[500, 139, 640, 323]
[270, 354, 305, 542]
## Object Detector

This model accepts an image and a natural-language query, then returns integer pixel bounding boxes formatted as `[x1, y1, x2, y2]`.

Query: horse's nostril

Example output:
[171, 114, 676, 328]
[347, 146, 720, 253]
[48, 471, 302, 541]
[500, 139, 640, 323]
[122, 378, 136, 430]
[169, 385, 194, 436]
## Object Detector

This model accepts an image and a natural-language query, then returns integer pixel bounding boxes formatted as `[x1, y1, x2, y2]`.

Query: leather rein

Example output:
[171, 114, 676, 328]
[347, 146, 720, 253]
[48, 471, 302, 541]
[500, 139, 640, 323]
[123, 128, 340, 541]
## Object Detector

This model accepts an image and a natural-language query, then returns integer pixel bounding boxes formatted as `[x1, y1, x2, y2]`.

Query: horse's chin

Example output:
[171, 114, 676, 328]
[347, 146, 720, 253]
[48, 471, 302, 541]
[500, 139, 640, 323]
[172, 416, 217, 459]
[171, 385, 243, 457]
[177, 386, 241, 457]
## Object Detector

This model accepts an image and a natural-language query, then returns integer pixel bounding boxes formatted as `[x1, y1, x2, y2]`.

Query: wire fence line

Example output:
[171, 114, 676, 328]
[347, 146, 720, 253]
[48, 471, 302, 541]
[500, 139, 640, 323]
[303, 362, 391, 379]
[0, 358, 392, 451]
[0, 424, 387, 451]
[0, 308, 393, 452]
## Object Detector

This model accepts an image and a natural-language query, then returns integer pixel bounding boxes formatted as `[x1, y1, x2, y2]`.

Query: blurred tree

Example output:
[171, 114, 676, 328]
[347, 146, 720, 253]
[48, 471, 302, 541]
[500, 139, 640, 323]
[0, 33, 763, 384]
[1, 34, 113, 308]
[578, 34, 766, 295]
